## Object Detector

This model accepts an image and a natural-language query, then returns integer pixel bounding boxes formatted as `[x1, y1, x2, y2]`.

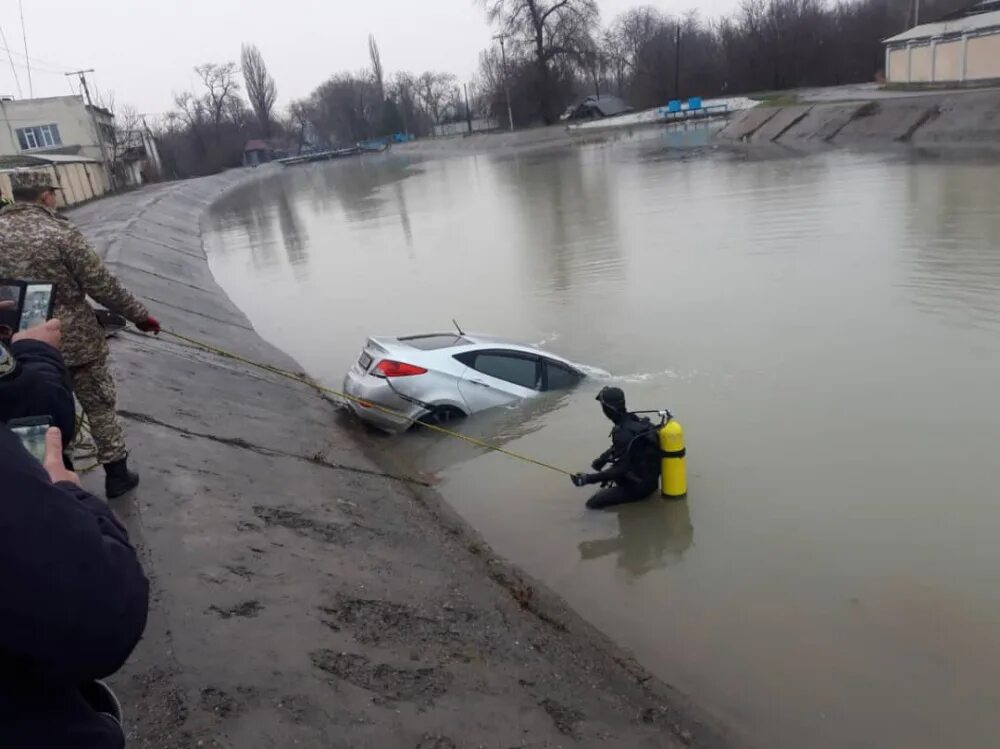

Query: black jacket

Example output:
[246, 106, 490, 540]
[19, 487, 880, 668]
[0, 339, 76, 444]
[591, 413, 661, 488]
[0, 426, 149, 748]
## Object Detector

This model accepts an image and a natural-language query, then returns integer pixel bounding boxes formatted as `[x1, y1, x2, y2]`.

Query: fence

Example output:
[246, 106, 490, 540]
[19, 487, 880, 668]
[0, 157, 111, 208]
[432, 118, 500, 138]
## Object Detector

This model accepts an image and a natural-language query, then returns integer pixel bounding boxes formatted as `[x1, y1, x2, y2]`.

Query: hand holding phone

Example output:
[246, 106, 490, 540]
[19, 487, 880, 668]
[9, 416, 50, 462]
[42, 427, 79, 487]
[8, 420, 79, 486]
[11, 318, 61, 350]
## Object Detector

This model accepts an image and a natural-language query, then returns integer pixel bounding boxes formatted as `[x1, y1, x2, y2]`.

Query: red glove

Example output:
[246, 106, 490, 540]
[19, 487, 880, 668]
[136, 316, 160, 335]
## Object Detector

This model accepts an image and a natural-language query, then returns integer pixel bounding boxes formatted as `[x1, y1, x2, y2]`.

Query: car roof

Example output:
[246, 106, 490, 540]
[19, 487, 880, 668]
[374, 332, 582, 370]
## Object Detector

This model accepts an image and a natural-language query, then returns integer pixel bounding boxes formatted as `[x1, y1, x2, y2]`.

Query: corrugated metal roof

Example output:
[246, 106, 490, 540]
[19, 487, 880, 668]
[884, 8, 1000, 42]
[0, 153, 99, 169]
[31, 153, 99, 164]
[0, 155, 47, 168]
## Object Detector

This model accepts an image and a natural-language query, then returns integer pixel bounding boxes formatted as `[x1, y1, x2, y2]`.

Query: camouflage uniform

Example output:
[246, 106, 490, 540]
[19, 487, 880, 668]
[0, 199, 149, 464]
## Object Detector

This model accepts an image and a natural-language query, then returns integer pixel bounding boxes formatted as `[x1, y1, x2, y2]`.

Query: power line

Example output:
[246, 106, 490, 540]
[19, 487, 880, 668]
[18, 0, 31, 97]
[0, 43, 70, 73]
[0, 26, 22, 97]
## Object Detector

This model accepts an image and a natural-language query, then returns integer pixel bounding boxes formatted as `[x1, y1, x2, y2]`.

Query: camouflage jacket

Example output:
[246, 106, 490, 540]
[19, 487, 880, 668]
[0, 203, 148, 367]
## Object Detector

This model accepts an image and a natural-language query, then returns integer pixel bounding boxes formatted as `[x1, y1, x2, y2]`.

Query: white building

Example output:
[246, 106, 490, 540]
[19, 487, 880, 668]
[884, 1, 1000, 85]
[0, 94, 160, 188]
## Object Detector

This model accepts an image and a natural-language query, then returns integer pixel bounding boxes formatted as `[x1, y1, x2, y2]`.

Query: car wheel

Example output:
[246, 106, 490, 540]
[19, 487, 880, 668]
[419, 406, 466, 427]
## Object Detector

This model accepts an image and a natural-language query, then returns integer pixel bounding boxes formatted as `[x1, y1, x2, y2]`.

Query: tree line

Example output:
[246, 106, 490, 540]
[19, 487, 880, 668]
[156, 38, 471, 178]
[155, 0, 971, 177]
[476, 0, 971, 125]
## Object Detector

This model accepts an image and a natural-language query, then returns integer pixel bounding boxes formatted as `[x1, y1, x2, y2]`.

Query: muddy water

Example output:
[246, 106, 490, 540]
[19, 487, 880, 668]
[204, 133, 1000, 748]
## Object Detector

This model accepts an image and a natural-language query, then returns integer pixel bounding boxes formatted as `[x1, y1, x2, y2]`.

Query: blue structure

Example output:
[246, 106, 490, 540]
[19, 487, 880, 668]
[657, 96, 727, 123]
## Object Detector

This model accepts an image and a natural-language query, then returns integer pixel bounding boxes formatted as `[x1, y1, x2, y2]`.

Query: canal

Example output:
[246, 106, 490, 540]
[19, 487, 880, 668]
[203, 132, 1000, 748]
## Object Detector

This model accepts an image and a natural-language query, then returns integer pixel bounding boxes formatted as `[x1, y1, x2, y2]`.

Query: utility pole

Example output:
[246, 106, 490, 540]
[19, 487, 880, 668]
[66, 69, 114, 190]
[674, 24, 682, 101]
[494, 33, 515, 132]
[464, 83, 473, 134]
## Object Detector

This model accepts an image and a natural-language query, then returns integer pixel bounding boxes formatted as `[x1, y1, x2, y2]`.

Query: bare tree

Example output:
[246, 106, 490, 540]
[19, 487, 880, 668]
[483, 0, 599, 123]
[95, 92, 150, 188]
[288, 99, 311, 154]
[310, 72, 379, 144]
[196, 62, 241, 138]
[416, 71, 456, 126]
[159, 61, 252, 177]
[240, 44, 278, 137]
[369, 35, 385, 102]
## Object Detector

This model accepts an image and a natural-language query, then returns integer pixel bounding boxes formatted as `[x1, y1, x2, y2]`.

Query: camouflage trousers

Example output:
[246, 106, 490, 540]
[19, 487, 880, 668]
[70, 357, 127, 465]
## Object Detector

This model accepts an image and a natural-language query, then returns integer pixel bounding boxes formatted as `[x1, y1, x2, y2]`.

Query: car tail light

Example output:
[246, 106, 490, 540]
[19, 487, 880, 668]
[375, 360, 427, 377]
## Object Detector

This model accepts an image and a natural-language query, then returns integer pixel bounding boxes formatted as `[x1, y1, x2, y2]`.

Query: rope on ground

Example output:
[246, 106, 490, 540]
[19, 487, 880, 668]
[72, 412, 100, 474]
[159, 329, 575, 478]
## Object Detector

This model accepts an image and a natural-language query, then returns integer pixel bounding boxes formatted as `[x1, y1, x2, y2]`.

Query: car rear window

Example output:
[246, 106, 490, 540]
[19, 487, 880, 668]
[545, 361, 582, 390]
[398, 334, 471, 351]
[457, 351, 541, 390]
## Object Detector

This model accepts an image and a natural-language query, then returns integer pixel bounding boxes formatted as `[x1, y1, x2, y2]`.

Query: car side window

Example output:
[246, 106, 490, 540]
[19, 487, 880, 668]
[465, 352, 540, 390]
[545, 361, 582, 391]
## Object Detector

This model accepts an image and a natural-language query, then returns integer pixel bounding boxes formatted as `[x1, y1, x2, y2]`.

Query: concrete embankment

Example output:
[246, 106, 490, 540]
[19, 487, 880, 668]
[67, 172, 726, 749]
[715, 89, 1000, 150]
[394, 122, 628, 155]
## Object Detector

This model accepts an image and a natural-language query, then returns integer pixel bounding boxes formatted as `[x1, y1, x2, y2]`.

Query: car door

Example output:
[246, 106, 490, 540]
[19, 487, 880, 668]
[455, 350, 542, 414]
[541, 358, 584, 391]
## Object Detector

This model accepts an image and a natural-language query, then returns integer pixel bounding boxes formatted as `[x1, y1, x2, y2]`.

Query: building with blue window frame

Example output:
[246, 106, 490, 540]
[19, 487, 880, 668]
[0, 94, 161, 189]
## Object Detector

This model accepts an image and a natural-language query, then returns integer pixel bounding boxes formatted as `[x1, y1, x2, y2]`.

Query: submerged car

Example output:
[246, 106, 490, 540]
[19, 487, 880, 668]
[343, 332, 585, 432]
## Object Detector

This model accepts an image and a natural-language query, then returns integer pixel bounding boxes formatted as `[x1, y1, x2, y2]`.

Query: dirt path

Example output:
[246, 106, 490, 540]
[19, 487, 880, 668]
[68, 171, 730, 749]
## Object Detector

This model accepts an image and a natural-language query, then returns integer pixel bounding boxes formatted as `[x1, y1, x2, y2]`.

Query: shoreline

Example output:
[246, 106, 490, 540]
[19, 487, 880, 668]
[68, 169, 729, 748]
[389, 87, 1000, 158]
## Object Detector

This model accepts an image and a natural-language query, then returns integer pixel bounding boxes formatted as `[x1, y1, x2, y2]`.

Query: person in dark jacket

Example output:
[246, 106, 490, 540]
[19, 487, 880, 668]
[0, 319, 76, 444]
[0, 401, 149, 747]
[571, 386, 662, 509]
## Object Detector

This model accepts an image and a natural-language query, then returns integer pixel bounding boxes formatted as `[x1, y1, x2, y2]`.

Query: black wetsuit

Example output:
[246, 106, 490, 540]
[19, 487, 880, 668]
[586, 413, 661, 510]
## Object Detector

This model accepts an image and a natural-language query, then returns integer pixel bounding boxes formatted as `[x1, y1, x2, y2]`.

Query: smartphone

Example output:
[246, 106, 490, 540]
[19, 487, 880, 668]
[8, 416, 52, 462]
[0, 281, 24, 341]
[18, 282, 55, 332]
[0, 279, 56, 338]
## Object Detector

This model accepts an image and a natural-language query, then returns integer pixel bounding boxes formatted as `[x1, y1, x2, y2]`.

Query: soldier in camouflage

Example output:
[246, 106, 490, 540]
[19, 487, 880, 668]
[0, 171, 160, 498]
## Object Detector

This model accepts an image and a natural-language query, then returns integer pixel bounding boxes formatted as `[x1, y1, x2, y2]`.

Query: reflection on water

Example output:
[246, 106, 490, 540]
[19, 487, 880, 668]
[578, 499, 693, 580]
[902, 162, 1000, 327]
[204, 134, 1000, 749]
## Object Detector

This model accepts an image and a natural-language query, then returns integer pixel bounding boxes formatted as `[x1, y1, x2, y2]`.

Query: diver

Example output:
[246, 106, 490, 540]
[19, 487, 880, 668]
[571, 386, 663, 510]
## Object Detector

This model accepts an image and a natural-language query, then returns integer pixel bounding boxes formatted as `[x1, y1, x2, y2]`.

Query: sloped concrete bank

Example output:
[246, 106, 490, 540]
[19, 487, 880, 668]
[715, 89, 1000, 151]
[67, 170, 729, 749]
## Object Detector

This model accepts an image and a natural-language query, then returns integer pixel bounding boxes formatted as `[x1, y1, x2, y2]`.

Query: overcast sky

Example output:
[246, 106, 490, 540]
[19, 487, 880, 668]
[0, 0, 739, 120]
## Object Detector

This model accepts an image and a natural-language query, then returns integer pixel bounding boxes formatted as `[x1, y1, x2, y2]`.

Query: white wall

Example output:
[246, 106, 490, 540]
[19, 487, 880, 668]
[966, 33, 1000, 80]
[0, 96, 105, 161]
[0, 163, 110, 207]
[886, 29, 1000, 84]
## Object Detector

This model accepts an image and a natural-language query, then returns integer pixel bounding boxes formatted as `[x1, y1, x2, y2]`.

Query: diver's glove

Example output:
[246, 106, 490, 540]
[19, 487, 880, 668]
[571, 473, 594, 487]
[591, 457, 607, 471]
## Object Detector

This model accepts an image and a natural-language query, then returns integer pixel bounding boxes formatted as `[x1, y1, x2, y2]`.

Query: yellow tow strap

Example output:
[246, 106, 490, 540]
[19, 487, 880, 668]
[159, 329, 575, 478]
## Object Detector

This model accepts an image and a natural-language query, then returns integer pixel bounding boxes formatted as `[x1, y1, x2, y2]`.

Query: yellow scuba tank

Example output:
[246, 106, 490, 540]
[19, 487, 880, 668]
[659, 418, 687, 498]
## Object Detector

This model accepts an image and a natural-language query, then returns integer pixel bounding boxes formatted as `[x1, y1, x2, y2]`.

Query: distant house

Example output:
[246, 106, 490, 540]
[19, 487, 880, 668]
[0, 96, 160, 192]
[884, 0, 1000, 84]
[560, 95, 633, 122]
[243, 139, 274, 167]
[0, 94, 160, 189]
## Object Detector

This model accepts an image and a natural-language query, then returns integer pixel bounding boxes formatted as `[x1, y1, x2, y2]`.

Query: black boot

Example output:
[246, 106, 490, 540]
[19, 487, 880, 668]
[104, 457, 140, 498]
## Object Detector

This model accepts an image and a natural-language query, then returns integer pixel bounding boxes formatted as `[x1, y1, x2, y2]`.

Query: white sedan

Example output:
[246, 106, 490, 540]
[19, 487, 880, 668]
[342, 332, 584, 432]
